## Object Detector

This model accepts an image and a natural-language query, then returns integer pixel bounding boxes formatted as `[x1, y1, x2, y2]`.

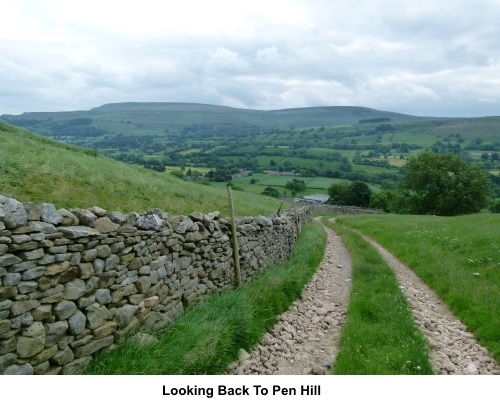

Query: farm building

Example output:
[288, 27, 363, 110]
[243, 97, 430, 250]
[295, 194, 330, 204]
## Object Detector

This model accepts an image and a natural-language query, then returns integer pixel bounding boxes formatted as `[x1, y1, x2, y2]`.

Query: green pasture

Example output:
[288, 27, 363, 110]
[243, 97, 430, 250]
[165, 166, 213, 174]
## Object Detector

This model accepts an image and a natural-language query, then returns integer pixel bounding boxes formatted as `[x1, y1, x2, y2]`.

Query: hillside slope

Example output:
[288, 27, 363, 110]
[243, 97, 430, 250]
[0, 122, 281, 216]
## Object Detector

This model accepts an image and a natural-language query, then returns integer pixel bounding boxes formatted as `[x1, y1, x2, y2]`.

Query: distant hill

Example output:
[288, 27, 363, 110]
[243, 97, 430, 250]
[0, 122, 281, 216]
[1, 102, 436, 137]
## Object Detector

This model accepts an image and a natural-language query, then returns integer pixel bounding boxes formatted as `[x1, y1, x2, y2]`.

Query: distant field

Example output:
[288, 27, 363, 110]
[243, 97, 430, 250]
[387, 131, 437, 146]
[257, 175, 315, 187]
[351, 163, 397, 173]
[178, 148, 202, 155]
[2, 102, 499, 201]
[387, 157, 407, 167]
[215, 173, 382, 197]
[165, 166, 213, 174]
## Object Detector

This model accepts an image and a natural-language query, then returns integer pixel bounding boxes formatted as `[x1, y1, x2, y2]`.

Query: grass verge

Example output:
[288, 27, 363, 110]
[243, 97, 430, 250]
[322, 217, 434, 374]
[330, 213, 500, 362]
[85, 221, 327, 374]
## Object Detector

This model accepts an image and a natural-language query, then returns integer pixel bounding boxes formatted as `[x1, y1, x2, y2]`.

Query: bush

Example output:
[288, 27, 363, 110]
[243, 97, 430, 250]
[489, 199, 500, 213]
[328, 180, 372, 207]
[261, 186, 280, 199]
[169, 170, 185, 179]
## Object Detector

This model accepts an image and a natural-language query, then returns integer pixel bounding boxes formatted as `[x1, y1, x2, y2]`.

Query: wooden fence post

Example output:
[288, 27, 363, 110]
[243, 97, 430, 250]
[276, 200, 284, 216]
[226, 185, 242, 287]
[292, 198, 300, 236]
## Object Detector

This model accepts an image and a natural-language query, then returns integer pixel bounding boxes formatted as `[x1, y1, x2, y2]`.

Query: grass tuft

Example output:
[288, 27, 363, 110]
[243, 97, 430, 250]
[0, 123, 283, 216]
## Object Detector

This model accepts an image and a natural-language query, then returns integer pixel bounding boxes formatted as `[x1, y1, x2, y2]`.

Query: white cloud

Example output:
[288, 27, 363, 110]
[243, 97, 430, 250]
[204, 48, 251, 75]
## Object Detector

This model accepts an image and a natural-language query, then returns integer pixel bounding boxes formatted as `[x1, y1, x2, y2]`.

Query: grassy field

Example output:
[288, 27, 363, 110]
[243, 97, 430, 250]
[208, 173, 350, 198]
[0, 123, 282, 216]
[164, 165, 214, 174]
[331, 213, 500, 362]
[85, 221, 327, 374]
[322, 218, 434, 374]
[226, 173, 380, 196]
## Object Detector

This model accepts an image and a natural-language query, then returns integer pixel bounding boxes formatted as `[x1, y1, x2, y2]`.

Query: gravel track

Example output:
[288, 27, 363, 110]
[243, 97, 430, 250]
[226, 219, 499, 375]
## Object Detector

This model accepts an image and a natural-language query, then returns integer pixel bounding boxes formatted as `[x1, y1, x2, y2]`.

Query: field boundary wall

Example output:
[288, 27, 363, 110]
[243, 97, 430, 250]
[0, 195, 312, 374]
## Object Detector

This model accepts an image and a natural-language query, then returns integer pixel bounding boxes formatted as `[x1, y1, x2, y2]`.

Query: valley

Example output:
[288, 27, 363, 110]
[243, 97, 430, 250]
[2, 103, 500, 200]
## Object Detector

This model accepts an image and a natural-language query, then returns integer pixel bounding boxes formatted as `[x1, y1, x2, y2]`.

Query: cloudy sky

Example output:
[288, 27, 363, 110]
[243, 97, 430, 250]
[1, 0, 500, 117]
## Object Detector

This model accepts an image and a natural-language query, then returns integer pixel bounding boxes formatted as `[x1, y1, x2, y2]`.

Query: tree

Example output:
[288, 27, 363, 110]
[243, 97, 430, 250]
[327, 181, 351, 205]
[369, 191, 392, 212]
[327, 180, 372, 207]
[489, 199, 500, 213]
[349, 181, 372, 207]
[369, 189, 409, 213]
[169, 170, 185, 179]
[400, 151, 491, 216]
[204, 166, 234, 182]
[285, 179, 306, 194]
[261, 186, 280, 199]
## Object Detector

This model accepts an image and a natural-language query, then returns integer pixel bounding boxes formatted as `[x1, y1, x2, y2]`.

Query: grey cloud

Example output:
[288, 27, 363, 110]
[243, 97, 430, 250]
[444, 44, 490, 66]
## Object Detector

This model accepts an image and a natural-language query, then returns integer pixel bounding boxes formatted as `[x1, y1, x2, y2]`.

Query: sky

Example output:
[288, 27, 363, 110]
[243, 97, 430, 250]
[1, 0, 500, 117]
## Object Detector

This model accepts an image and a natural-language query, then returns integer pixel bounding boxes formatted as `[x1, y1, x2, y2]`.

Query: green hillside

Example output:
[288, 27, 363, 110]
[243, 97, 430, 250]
[0, 122, 281, 216]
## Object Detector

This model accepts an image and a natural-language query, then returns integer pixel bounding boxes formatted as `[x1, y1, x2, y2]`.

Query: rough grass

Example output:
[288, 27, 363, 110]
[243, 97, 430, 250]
[85, 221, 327, 374]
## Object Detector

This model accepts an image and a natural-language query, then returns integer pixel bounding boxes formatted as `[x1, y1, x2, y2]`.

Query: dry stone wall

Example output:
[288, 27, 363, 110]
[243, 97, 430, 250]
[307, 204, 384, 215]
[0, 195, 311, 375]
